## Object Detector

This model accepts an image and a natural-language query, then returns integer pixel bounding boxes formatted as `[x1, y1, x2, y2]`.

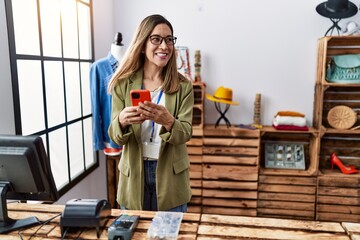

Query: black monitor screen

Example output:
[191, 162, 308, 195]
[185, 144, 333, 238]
[0, 134, 59, 233]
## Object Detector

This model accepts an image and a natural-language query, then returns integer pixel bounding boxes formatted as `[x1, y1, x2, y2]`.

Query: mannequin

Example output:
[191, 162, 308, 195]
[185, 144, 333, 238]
[111, 32, 124, 62]
[90, 32, 125, 156]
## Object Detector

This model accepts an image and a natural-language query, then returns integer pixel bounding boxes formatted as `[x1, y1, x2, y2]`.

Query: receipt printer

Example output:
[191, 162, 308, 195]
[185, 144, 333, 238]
[60, 198, 111, 238]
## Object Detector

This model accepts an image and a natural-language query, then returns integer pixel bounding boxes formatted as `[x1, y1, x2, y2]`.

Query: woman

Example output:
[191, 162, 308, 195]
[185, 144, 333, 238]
[108, 14, 193, 212]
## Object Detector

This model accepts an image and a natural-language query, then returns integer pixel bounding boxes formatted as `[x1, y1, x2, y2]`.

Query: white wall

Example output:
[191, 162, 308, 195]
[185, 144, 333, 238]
[114, 0, 360, 126]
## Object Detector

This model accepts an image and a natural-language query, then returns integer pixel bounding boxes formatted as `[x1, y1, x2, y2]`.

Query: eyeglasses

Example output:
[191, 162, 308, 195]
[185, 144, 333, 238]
[149, 35, 177, 45]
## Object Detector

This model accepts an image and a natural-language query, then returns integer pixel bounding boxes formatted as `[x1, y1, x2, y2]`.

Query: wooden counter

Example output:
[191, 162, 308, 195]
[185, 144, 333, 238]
[4, 203, 199, 239]
[3, 202, 360, 239]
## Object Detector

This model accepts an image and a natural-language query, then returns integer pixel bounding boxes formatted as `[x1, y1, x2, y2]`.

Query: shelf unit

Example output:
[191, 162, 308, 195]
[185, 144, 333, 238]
[314, 36, 360, 222]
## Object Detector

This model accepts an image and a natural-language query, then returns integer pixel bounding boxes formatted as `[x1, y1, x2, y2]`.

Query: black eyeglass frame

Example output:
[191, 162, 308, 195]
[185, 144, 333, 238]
[149, 35, 177, 45]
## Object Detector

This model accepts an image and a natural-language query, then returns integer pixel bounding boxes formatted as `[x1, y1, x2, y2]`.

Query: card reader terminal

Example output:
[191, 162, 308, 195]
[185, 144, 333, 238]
[108, 214, 139, 240]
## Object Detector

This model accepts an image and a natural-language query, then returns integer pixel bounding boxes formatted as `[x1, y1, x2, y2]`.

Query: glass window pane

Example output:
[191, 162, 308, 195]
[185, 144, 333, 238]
[61, 0, 79, 58]
[64, 61, 81, 120]
[17, 60, 45, 134]
[40, 0, 62, 57]
[49, 128, 69, 189]
[81, 62, 91, 115]
[78, 3, 92, 59]
[8, 0, 96, 196]
[40, 134, 59, 192]
[44, 61, 65, 127]
[12, 0, 40, 55]
[68, 122, 84, 179]
[83, 118, 95, 168]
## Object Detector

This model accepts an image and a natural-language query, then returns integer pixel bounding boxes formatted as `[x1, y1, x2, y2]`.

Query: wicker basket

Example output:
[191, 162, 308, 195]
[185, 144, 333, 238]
[327, 105, 357, 130]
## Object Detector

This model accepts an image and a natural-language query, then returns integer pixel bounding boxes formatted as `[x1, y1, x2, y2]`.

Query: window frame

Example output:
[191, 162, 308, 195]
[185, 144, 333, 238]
[4, 0, 98, 197]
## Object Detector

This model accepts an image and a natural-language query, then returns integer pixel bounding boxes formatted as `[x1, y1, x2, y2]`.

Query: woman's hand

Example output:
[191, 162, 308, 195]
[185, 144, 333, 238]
[118, 106, 146, 129]
[138, 101, 175, 131]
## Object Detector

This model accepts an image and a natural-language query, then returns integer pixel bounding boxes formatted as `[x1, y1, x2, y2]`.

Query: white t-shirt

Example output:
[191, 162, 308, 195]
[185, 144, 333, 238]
[141, 87, 165, 159]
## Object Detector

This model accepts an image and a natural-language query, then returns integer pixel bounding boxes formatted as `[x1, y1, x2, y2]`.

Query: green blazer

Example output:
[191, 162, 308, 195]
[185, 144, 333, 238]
[108, 69, 194, 211]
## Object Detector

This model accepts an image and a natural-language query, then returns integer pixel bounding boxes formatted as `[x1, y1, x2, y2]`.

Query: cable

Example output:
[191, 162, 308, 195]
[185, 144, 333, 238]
[61, 227, 69, 239]
[18, 213, 62, 240]
[61, 227, 84, 240]
[75, 228, 84, 240]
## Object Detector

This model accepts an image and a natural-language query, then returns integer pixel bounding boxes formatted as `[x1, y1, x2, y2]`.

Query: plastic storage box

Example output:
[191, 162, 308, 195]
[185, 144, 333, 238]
[147, 211, 183, 240]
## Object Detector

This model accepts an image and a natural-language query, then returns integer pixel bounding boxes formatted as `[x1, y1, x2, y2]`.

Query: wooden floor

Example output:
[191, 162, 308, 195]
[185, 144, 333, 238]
[2, 203, 360, 239]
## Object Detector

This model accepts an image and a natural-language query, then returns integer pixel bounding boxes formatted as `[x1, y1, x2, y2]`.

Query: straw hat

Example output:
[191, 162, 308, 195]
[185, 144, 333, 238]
[206, 86, 239, 105]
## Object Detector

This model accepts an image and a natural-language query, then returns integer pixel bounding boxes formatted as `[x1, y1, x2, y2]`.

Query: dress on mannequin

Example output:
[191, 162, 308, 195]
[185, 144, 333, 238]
[89, 32, 124, 156]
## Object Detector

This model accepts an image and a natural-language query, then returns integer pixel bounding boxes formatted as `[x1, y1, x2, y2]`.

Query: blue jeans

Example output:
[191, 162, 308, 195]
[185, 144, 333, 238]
[143, 160, 187, 212]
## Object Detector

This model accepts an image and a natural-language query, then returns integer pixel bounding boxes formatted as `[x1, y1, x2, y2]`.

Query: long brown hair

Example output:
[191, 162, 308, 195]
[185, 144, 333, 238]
[108, 14, 180, 94]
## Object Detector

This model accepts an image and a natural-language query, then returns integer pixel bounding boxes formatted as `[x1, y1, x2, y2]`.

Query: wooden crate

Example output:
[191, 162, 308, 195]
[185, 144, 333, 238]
[316, 36, 360, 86]
[317, 172, 360, 222]
[321, 86, 360, 129]
[257, 175, 317, 220]
[319, 132, 360, 170]
[313, 36, 360, 223]
[187, 136, 203, 213]
[312, 36, 360, 129]
[202, 125, 260, 216]
[192, 82, 205, 136]
[260, 126, 319, 176]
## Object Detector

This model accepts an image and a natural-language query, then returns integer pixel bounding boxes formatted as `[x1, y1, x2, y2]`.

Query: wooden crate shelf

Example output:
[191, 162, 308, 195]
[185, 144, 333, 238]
[321, 86, 360, 129]
[257, 175, 317, 220]
[319, 132, 360, 171]
[192, 82, 205, 136]
[317, 172, 360, 222]
[202, 125, 260, 216]
[259, 126, 319, 176]
[313, 36, 360, 223]
[187, 136, 203, 213]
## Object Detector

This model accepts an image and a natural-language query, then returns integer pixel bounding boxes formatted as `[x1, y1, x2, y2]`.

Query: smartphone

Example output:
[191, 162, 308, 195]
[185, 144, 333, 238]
[130, 89, 151, 106]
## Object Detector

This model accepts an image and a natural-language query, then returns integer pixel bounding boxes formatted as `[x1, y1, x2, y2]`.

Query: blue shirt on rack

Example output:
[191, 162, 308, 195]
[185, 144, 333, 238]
[90, 52, 121, 151]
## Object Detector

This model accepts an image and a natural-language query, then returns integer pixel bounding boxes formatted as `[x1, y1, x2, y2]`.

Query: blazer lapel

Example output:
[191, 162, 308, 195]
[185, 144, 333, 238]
[130, 70, 143, 144]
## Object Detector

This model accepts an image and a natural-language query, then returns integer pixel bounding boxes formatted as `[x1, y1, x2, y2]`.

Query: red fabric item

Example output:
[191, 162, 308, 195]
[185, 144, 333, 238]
[104, 147, 122, 156]
[272, 124, 309, 131]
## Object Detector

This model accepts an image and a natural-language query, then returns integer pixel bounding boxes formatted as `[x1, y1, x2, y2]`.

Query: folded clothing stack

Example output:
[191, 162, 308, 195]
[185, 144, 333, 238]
[272, 111, 308, 131]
